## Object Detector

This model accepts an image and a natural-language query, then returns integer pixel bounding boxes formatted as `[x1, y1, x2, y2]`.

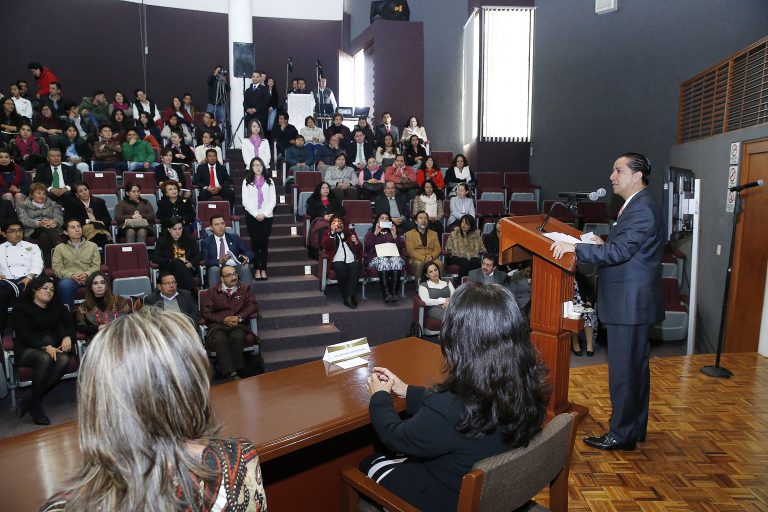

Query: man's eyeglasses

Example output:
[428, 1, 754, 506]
[5, 228, 22, 233]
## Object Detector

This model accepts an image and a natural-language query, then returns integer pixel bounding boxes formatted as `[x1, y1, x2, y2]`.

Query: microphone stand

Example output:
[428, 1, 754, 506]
[539, 199, 577, 232]
[701, 191, 743, 378]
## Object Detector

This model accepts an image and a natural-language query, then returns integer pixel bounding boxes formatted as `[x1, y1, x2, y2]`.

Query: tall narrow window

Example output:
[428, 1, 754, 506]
[464, 7, 535, 143]
[462, 10, 480, 146]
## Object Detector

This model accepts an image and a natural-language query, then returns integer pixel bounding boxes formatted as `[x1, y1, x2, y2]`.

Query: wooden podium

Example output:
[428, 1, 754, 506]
[499, 215, 588, 419]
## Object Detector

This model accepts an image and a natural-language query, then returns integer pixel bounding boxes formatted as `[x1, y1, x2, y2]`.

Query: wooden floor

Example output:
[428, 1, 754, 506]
[540, 353, 768, 512]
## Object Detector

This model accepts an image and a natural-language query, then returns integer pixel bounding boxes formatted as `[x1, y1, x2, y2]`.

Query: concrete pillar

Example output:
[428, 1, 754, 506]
[228, 0, 253, 149]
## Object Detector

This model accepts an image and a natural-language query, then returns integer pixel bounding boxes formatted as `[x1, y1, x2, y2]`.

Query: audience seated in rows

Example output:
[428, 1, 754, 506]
[160, 113, 193, 145]
[92, 125, 127, 173]
[194, 131, 223, 164]
[285, 134, 313, 173]
[300, 115, 325, 160]
[11, 122, 47, 171]
[134, 111, 161, 148]
[324, 153, 358, 201]
[325, 113, 350, 150]
[374, 181, 413, 234]
[375, 133, 400, 168]
[444, 153, 475, 195]
[383, 154, 417, 201]
[401, 115, 429, 144]
[375, 112, 400, 148]
[144, 270, 198, 324]
[0, 146, 29, 209]
[315, 133, 345, 171]
[346, 129, 375, 176]
[358, 157, 384, 201]
[156, 180, 195, 233]
[354, 116, 376, 146]
[403, 134, 427, 170]
[35, 147, 80, 203]
[306, 181, 346, 255]
[271, 111, 298, 159]
[412, 179, 443, 236]
[155, 147, 193, 195]
[57, 125, 92, 173]
[122, 128, 156, 171]
[447, 182, 474, 229]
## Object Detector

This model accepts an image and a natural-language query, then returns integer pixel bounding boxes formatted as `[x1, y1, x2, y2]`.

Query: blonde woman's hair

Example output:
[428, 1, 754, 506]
[65, 308, 219, 510]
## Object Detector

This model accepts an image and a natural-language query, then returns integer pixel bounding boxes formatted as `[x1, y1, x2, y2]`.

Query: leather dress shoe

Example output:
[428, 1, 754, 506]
[343, 297, 356, 309]
[571, 344, 582, 357]
[584, 432, 636, 451]
[32, 412, 51, 426]
[351, 297, 359, 307]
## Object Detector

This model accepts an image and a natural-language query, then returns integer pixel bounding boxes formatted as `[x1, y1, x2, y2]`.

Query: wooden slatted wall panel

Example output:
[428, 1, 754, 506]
[678, 37, 768, 143]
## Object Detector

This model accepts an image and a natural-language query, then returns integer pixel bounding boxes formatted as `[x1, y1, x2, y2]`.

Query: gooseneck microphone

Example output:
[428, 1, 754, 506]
[558, 188, 607, 201]
[729, 179, 764, 192]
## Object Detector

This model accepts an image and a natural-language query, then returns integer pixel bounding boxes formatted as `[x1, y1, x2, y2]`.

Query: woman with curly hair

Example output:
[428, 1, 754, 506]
[74, 271, 134, 343]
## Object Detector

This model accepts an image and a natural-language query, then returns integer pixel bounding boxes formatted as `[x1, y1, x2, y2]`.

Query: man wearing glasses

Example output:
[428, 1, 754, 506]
[0, 222, 43, 333]
[144, 270, 199, 325]
[200, 266, 260, 381]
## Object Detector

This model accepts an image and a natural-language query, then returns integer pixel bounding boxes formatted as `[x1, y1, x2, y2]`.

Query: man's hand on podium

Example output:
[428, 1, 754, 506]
[550, 240, 575, 260]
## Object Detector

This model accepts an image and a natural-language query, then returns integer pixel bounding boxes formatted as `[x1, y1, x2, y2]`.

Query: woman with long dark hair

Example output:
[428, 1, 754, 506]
[40, 308, 268, 511]
[242, 156, 276, 280]
[152, 216, 201, 291]
[265, 76, 280, 131]
[411, 179, 444, 236]
[75, 271, 134, 343]
[444, 153, 475, 195]
[363, 282, 550, 511]
[12, 276, 74, 425]
[160, 113, 193, 145]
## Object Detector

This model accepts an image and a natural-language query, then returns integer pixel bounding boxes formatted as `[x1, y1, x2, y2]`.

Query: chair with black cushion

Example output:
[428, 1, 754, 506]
[341, 412, 577, 512]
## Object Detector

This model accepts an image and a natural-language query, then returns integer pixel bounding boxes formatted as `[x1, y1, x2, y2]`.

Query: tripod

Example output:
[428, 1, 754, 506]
[230, 77, 249, 149]
[214, 74, 232, 155]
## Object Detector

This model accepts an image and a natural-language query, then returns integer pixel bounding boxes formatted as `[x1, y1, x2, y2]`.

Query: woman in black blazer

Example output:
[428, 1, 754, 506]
[362, 283, 550, 512]
[64, 181, 112, 248]
[157, 180, 196, 234]
[152, 216, 200, 291]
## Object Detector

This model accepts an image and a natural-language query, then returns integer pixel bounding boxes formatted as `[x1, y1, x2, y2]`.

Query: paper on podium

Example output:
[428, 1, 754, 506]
[374, 242, 400, 258]
[543, 231, 599, 245]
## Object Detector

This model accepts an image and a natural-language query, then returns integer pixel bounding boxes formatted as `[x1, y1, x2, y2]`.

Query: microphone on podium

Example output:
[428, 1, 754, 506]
[729, 179, 764, 192]
[558, 188, 607, 201]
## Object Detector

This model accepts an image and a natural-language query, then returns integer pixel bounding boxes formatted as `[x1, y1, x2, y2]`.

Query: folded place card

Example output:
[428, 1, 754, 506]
[272, 170, 278, 178]
[322, 337, 371, 365]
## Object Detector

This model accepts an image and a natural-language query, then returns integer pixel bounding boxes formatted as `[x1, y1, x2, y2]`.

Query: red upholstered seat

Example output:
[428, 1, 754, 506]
[83, 171, 118, 194]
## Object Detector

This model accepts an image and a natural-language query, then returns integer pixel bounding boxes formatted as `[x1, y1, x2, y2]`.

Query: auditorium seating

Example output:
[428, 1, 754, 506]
[197, 201, 240, 236]
[104, 243, 154, 298]
[83, 171, 118, 195]
[651, 277, 689, 341]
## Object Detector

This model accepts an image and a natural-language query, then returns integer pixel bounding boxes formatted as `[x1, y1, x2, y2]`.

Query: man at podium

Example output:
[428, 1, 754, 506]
[551, 152, 664, 452]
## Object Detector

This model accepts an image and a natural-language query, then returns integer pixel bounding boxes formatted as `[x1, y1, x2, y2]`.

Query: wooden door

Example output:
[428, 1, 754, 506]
[725, 138, 768, 352]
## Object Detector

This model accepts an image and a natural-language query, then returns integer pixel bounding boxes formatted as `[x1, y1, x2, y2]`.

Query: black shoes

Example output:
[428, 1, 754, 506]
[571, 343, 583, 357]
[15, 402, 28, 419]
[586, 350, 594, 357]
[32, 411, 51, 426]
[343, 297, 358, 309]
[18, 402, 51, 425]
[584, 432, 637, 451]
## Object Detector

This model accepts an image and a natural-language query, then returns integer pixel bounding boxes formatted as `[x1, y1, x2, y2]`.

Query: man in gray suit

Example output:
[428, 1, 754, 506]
[467, 254, 506, 286]
[551, 152, 664, 451]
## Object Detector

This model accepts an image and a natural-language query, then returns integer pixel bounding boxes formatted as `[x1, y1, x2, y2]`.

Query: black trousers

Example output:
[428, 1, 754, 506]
[206, 326, 247, 375]
[0, 279, 24, 332]
[18, 347, 71, 413]
[162, 258, 196, 291]
[245, 214, 273, 271]
[447, 256, 481, 278]
[332, 260, 361, 299]
[377, 270, 401, 298]
[199, 187, 236, 209]
[606, 323, 651, 443]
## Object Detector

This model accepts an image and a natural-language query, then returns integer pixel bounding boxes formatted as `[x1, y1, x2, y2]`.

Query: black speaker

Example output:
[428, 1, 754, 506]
[370, 0, 410, 23]
[233, 42, 255, 78]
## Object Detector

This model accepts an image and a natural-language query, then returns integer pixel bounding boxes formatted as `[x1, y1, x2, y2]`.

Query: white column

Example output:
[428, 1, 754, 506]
[228, 0, 252, 149]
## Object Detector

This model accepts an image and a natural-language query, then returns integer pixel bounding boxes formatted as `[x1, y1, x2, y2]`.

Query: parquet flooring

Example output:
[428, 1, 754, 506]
[541, 353, 768, 512]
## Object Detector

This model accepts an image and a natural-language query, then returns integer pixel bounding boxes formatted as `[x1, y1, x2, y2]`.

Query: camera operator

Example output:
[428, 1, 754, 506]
[206, 66, 230, 127]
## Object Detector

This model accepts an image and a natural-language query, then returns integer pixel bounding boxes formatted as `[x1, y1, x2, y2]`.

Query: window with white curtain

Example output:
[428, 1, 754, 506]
[464, 7, 534, 143]
[338, 47, 372, 111]
[462, 10, 480, 145]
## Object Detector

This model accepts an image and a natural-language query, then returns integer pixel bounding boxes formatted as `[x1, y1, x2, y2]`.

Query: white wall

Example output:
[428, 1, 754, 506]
[119, 0, 343, 19]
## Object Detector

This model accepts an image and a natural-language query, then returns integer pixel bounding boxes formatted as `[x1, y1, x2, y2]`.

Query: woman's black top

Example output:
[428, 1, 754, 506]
[157, 196, 196, 227]
[152, 236, 201, 269]
[12, 299, 75, 358]
[305, 195, 346, 220]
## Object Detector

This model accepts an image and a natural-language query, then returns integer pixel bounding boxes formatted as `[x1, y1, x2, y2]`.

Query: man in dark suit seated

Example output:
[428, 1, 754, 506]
[200, 266, 260, 381]
[345, 129, 374, 174]
[551, 152, 664, 452]
[201, 214, 254, 288]
[374, 112, 400, 148]
[467, 254, 507, 286]
[34, 147, 81, 203]
[194, 148, 235, 207]
[374, 180, 413, 234]
[143, 270, 199, 326]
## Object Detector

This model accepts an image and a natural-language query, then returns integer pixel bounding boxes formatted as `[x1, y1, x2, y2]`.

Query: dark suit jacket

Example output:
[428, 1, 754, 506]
[194, 162, 232, 192]
[144, 289, 200, 325]
[345, 141, 375, 167]
[63, 195, 112, 230]
[375, 124, 400, 147]
[374, 192, 409, 219]
[34, 164, 82, 190]
[243, 83, 270, 126]
[574, 188, 665, 325]
[201, 232, 255, 268]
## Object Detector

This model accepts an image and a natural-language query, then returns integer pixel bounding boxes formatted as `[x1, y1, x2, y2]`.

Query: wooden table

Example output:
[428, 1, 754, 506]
[0, 337, 444, 511]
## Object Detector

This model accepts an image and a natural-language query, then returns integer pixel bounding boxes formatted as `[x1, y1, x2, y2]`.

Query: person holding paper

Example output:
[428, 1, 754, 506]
[201, 215, 255, 288]
[321, 215, 363, 309]
[362, 282, 549, 512]
[550, 152, 664, 451]
[364, 212, 406, 303]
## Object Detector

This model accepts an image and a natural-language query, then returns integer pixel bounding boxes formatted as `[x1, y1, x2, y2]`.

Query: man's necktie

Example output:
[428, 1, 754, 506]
[357, 144, 363, 163]
[52, 167, 60, 188]
[209, 165, 216, 187]
[219, 237, 226, 259]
